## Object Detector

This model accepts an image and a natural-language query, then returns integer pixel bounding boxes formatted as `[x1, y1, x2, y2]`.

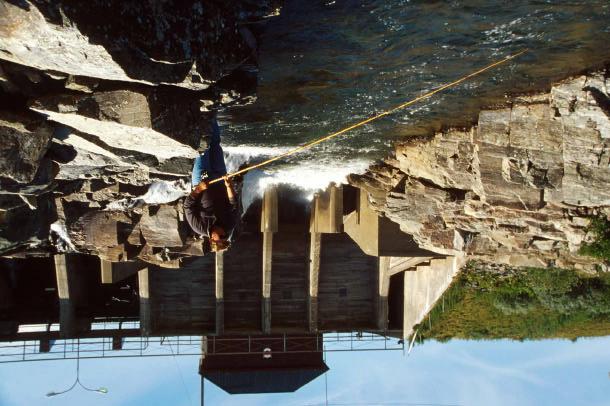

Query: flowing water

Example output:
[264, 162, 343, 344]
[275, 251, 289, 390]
[221, 0, 610, 192]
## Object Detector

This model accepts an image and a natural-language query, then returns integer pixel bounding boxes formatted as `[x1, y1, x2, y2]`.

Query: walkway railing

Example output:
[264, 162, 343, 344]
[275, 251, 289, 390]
[0, 331, 404, 364]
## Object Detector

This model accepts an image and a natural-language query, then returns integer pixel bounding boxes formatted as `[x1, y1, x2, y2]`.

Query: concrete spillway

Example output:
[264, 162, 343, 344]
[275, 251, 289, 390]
[402, 256, 465, 340]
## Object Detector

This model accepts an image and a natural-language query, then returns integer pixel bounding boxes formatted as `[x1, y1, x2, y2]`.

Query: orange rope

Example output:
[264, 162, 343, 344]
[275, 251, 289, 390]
[209, 50, 527, 184]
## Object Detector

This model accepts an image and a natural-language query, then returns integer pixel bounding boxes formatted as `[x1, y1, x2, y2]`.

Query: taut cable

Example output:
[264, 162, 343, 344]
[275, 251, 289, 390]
[209, 50, 527, 184]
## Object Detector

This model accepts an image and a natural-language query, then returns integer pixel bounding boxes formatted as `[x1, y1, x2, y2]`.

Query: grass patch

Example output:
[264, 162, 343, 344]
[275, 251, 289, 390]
[416, 264, 610, 342]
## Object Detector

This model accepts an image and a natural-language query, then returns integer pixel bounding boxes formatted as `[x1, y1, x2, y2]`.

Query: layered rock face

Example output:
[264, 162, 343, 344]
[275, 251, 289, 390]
[0, 0, 281, 257]
[350, 72, 610, 270]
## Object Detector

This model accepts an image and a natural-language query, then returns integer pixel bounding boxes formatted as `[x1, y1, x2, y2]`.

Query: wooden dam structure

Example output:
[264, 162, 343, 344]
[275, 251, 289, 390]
[0, 184, 464, 392]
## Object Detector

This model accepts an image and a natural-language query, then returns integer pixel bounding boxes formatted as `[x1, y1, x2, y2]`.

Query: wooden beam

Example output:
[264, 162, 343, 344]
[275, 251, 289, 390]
[215, 251, 224, 335]
[377, 257, 390, 331]
[54, 254, 80, 337]
[308, 232, 321, 332]
[138, 268, 151, 336]
[262, 298, 271, 334]
[215, 251, 224, 301]
[262, 232, 273, 299]
[310, 184, 343, 233]
[54, 254, 70, 300]
[329, 184, 343, 233]
[260, 187, 277, 335]
[262, 232, 273, 334]
[260, 187, 278, 233]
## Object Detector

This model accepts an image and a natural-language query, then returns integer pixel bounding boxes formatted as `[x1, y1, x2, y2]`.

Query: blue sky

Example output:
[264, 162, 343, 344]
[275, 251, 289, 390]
[1, 336, 609, 406]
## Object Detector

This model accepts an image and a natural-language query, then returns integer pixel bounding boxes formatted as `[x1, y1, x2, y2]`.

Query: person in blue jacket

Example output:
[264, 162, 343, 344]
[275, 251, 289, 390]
[183, 118, 239, 252]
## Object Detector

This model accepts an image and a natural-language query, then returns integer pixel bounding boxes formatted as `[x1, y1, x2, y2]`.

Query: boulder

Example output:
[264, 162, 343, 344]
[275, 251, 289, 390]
[0, 111, 53, 183]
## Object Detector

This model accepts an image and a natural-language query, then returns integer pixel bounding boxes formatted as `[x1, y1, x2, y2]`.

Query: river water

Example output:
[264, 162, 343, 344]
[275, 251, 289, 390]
[221, 0, 610, 192]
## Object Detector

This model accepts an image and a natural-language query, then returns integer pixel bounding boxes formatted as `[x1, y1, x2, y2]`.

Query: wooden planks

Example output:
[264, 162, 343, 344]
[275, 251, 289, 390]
[317, 234, 377, 331]
[147, 256, 215, 335]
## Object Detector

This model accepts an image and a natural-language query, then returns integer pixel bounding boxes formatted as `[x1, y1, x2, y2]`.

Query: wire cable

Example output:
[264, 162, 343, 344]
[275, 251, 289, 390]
[209, 50, 527, 184]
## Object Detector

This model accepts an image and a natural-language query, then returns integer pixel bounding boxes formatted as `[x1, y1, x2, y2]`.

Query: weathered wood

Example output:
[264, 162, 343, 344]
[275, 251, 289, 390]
[262, 297, 271, 334]
[54, 254, 70, 300]
[215, 300, 224, 335]
[215, 251, 224, 335]
[317, 234, 377, 330]
[379, 257, 391, 297]
[377, 256, 390, 331]
[147, 257, 215, 334]
[220, 233, 262, 332]
[260, 187, 278, 233]
[308, 296, 318, 333]
[271, 230, 309, 331]
[308, 232, 321, 332]
[138, 268, 151, 336]
[309, 233, 321, 298]
[310, 184, 343, 233]
[54, 254, 90, 337]
[262, 232, 273, 299]
[262, 231, 273, 333]
[215, 251, 224, 301]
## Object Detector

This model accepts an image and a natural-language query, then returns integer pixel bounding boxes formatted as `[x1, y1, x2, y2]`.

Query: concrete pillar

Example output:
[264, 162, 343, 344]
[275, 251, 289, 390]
[310, 184, 343, 233]
[215, 251, 224, 336]
[329, 184, 342, 232]
[54, 255, 71, 300]
[377, 256, 390, 331]
[260, 187, 278, 233]
[402, 257, 463, 340]
[308, 232, 321, 332]
[54, 254, 89, 337]
[261, 187, 277, 334]
[262, 232, 272, 334]
[138, 268, 151, 336]
[388, 256, 433, 276]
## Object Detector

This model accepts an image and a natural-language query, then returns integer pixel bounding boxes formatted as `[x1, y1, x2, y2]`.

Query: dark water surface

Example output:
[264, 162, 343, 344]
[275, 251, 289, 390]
[222, 0, 610, 185]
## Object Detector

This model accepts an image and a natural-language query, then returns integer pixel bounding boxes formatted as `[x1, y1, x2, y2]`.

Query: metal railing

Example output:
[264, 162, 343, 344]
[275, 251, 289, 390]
[0, 331, 404, 364]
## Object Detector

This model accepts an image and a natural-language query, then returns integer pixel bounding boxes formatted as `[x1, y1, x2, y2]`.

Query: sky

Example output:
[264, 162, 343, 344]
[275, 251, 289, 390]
[0, 336, 609, 406]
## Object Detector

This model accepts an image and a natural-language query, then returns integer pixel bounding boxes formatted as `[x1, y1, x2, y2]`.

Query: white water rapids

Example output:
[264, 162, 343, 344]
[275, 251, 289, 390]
[104, 145, 370, 211]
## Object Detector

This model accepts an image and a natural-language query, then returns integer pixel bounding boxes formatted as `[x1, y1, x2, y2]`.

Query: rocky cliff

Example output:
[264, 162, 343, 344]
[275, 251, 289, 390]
[0, 0, 282, 257]
[350, 71, 610, 271]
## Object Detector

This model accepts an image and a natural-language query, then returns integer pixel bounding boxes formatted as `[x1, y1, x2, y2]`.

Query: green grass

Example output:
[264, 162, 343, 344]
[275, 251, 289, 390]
[416, 264, 610, 342]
